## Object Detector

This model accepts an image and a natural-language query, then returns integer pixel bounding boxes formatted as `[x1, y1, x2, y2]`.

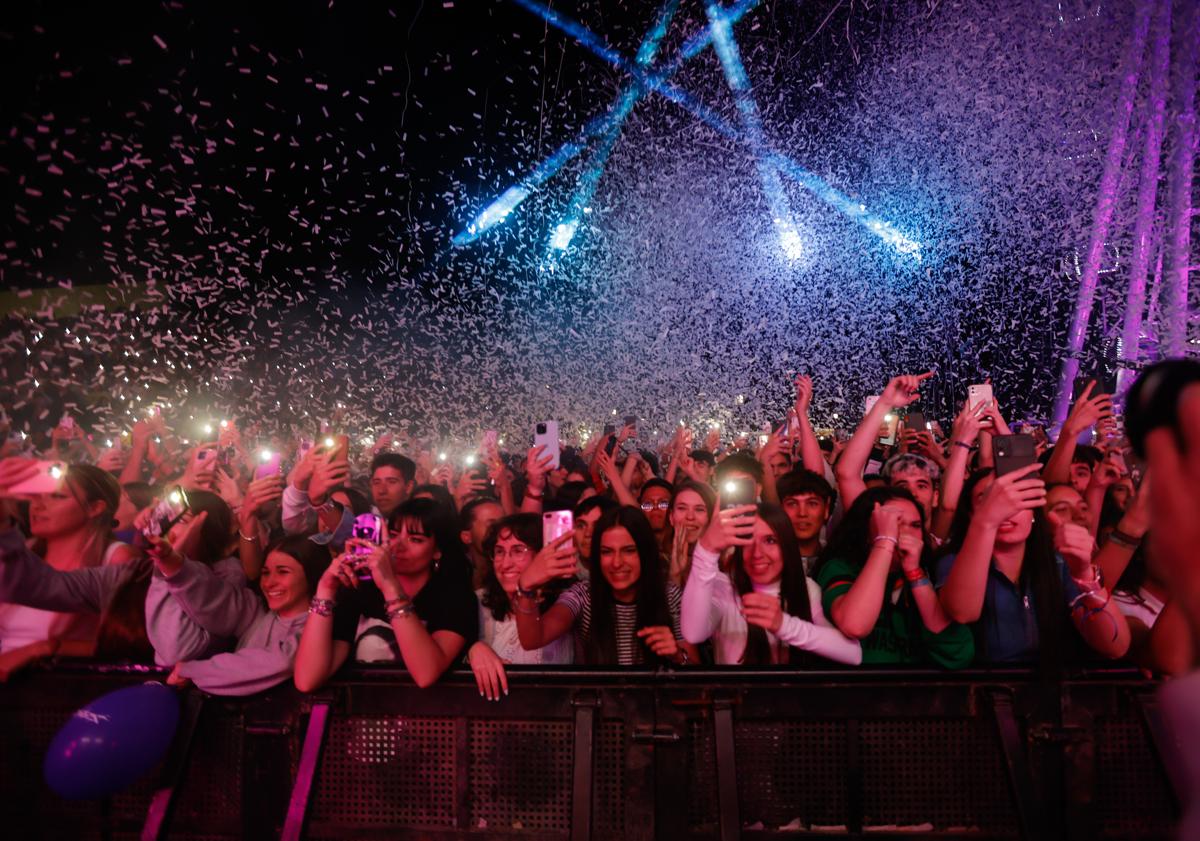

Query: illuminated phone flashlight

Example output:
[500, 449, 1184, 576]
[465, 454, 476, 466]
[49, 465, 63, 481]
[259, 449, 273, 463]
[724, 480, 738, 494]
[323, 437, 334, 448]
[168, 489, 182, 505]
[203, 423, 213, 435]
[105, 439, 113, 448]
[220, 420, 229, 429]
[884, 414, 895, 422]
[438, 452, 447, 462]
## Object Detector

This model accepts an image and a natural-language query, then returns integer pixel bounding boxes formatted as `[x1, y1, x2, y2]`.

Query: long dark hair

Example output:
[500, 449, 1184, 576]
[585, 506, 673, 665]
[265, 534, 332, 598]
[390, 496, 471, 585]
[478, 513, 574, 622]
[729, 504, 815, 665]
[183, 490, 235, 566]
[816, 485, 928, 579]
[94, 557, 153, 662]
[944, 469, 1067, 672]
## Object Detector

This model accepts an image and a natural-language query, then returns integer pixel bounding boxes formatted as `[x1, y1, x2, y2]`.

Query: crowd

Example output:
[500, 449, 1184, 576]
[0, 361, 1198, 704]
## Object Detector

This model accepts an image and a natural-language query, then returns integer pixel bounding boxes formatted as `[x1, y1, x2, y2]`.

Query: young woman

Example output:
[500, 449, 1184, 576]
[0, 464, 135, 677]
[682, 503, 860, 665]
[153, 533, 331, 695]
[0, 470, 244, 673]
[514, 506, 699, 666]
[816, 486, 973, 668]
[936, 467, 1130, 667]
[468, 514, 574, 700]
[664, 481, 714, 587]
[294, 497, 478, 690]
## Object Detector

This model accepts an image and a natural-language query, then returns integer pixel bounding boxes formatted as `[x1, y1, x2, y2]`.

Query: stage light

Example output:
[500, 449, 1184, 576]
[500, 0, 923, 261]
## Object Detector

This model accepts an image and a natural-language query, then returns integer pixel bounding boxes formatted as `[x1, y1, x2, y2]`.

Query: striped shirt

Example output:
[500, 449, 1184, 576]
[555, 580, 683, 665]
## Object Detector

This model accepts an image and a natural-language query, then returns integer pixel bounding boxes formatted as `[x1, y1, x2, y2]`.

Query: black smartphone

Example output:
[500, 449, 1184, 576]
[623, 414, 637, 431]
[719, 476, 755, 509]
[1072, 375, 1095, 402]
[994, 434, 1038, 477]
[602, 423, 615, 436]
[906, 410, 928, 434]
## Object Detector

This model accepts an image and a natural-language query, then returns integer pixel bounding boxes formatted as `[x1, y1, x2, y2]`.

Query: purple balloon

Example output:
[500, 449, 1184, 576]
[43, 681, 180, 800]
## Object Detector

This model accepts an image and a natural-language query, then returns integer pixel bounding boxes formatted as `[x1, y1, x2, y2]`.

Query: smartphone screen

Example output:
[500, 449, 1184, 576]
[542, 509, 574, 546]
[351, 513, 384, 581]
[994, 434, 1038, 477]
[907, 411, 927, 433]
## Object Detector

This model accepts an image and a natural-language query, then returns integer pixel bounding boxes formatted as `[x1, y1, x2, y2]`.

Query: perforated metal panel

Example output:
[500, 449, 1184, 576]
[686, 719, 719, 829]
[469, 719, 572, 831]
[312, 715, 458, 828]
[1095, 717, 1175, 838]
[171, 704, 245, 839]
[595, 720, 625, 836]
[860, 718, 1014, 832]
[734, 720, 848, 830]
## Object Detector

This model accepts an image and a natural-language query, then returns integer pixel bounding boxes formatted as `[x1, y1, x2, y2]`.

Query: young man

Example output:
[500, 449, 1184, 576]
[369, 452, 415, 518]
[776, 469, 836, 575]
[881, 453, 940, 530]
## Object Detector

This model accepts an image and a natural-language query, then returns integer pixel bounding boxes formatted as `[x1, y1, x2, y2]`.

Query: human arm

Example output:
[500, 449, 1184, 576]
[680, 507, 755, 644]
[513, 533, 581, 650]
[793, 375, 825, 476]
[741, 580, 863, 665]
[937, 464, 1045, 623]
[519, 446, 553, 514]
[836, 373, 934, 512]
[596, 446, 639, 508]
[1044, 381, 1113, 485]
[932, 402, 984, 542]
[0, 527, 122, 614]
[173, 618, 305, 696]
[823, 505, 904, 639]
[1092, 477, 1150, 589]
[1055, 523, 1130, 658]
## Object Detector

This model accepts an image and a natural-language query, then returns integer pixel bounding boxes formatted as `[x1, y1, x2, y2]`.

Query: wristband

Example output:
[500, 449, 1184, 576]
[953, 441, 974, 451]
[387, 601, 417, 621]
[1109, 528, 1142, 549]
[238, 529, 258, 542]
[525, 489, 544, 500]
[908, 576, 932, 589]
[903, 566, 926, 583]
[516, 583, 540, 601]
[309, 598, 336, 617]
[873, 535, 899, 548]
[384, 596, 411, 612]
[1070, 563, 1104, 594]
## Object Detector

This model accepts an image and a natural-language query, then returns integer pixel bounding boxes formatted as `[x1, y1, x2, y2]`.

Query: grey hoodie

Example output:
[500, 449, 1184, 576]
[0, 528, 243, 665]
[164, 558, 308, 696]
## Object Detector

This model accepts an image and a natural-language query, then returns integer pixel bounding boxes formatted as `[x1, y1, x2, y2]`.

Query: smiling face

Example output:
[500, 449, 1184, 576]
[781, 492, 829, 543]
[491, 527, 534, 595]
[669, 489, 709, 541]
[742, 517, 784, 586]
[972, 475, 1033, 545]
[598, 525, 642, 602]
[260, 551, 310, 617]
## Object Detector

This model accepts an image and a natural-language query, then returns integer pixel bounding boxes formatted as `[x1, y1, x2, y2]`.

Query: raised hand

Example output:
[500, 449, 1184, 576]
[698, 505, 756, 553]
[974, 463, 1046, 528]
[1064, 380, 1114, 437]
[517, 532, 578, 591]
[880, 371, 935, 410]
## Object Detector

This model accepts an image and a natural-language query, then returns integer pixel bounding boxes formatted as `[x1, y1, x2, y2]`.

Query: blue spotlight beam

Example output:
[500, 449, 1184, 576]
[452, 0, 763, 246]
[502, 0, 922, 260]
[705, 2, 802, 259]
[547, 0, 681, 255]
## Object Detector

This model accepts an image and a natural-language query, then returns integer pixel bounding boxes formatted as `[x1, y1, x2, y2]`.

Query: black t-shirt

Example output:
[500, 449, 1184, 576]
[331, 571, 479, 649]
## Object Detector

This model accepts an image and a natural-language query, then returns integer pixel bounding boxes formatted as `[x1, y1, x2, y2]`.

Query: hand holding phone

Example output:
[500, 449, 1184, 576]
[350, 513, 385, 582]
[533, 421, 560, 470]
[993, 434, 1038, 477]
[0, 459, 65, 497]
[967, 384, 994, 427]
[542, 509, 574, 546]
[719, 476, 755, 509]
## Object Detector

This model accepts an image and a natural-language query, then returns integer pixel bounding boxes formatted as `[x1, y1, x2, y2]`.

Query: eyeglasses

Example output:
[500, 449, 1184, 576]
[493, 545, 532, 560]
[640, 501, 670, 511]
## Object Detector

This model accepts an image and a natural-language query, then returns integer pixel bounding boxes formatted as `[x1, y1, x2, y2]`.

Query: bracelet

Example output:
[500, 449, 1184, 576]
[908, 576, 932, 589]
[384, 596, 412, 612]
[514, 598, 541, 615]
[387, 601, 418, 621]
[676, 646, 690, 666]
[309, 597, 336, 617]
[953, 441, 974, 451]
[873, 535, 899, 548]
[516, 583, 540, 601]
[1070, 563, 1104, 594]
[1109, 528, 1142, 549]
[525, 489, 544, 500]
[903, 566, 926, 583]
[238, 529, 258, 542]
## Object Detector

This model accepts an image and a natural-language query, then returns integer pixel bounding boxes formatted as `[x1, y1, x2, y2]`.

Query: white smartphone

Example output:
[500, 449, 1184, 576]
[542, 509, 574, 546]
[9, 461, 66, 496]
[533, 421, 560, 470]
[968, 384, 994, 426]
[482, 429, 499, 458]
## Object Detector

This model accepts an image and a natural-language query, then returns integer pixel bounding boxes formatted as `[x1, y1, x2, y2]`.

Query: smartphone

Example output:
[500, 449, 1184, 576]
[994, 434, 1038, 477]
[1072, 375, 1094, 402]
[907, 411, 928, 434]
[254, 450, 283, 480]
[327, 434, 349, 463]
[8, 461, 66, 496]
[533, 421, 560, 470]
[878, 412, 899, 446]
[481, 429, 499, 457]
[602, 423, 615, 437]
[351, 513, 384, 581]
[144, 486, 190, 538]
[719, 476, 755, 509]
[623, 415, 638, 433]
[605, 435, 619, 456]
[542, 509, 574, 547]
[968, 383, 994, 426]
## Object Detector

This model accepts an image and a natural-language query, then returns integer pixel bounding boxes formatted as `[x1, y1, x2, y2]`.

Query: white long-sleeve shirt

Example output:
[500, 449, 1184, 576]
[681, 543, 861, 665]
